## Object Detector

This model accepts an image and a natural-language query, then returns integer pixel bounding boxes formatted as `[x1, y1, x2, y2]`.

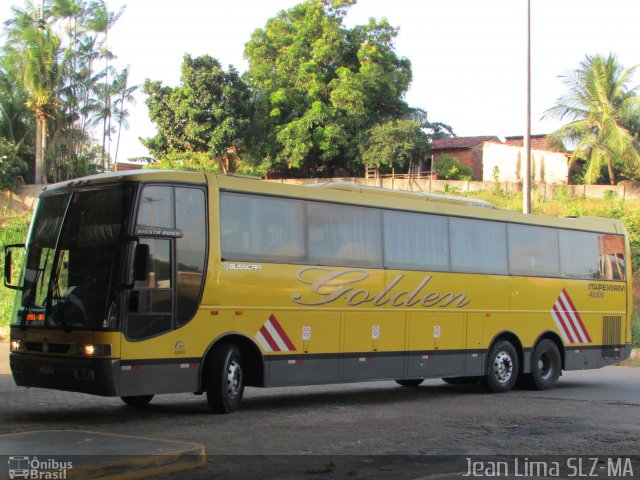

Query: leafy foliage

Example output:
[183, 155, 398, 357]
[145, 151, 220, 174]
[546, 54, 640, 185]
[142, 1, 451, 178]
[243, 0, 416, 176]
[359, 119, 429, 170]
[143, 55, 251, 173]
[0, 138, 28, 189]
[434, 154, 473, 180]
[0, 211, 31, 330]
[1, 0, 136, 183]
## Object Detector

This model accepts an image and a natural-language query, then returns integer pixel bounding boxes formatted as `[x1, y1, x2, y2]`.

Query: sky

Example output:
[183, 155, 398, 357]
[2, 0, 640, 162]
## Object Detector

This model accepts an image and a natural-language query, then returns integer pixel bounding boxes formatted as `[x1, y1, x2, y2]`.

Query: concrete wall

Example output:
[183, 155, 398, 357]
[271, 177, 640, 200]
[481, 142, 569, 184]
[1, 185, 43, 215]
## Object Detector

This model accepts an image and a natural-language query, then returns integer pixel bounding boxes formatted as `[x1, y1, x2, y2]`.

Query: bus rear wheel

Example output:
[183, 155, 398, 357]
[522, 339, 561, 390]
[395, 379, 424, 387]
[206, 344, 245, 414]
[121, 395, 154, 407]
[483, 339, 519, 393]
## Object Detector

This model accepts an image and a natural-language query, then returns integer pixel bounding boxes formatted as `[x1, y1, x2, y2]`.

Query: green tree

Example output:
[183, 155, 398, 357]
[145, 151, 220, 174]
[0, 137, 29, 189]
[359, 119, 429, 171]
[244, 0, 413, 176]
[2, 0, 133, 183]
[434, 154, 473, 180]
[545, 53, 640, 185]
[143, 54, 251, 173]
[85, 0, 126, 171]
[112, 66, 137, 163]
[4, 2, 63, 184]
[0, 59, 33, 181]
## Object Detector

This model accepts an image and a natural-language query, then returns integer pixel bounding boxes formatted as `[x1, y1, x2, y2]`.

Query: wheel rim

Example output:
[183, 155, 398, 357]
[537, 352, 553, 380]
[493, 351, 513, 383]
[226, 359, 243, 399]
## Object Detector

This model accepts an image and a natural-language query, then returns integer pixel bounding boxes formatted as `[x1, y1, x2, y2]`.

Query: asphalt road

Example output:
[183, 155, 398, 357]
[1, 342, 639, 479]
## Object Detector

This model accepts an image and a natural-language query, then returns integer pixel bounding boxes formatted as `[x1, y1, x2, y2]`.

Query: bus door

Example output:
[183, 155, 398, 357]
[120, 184, 207, 396]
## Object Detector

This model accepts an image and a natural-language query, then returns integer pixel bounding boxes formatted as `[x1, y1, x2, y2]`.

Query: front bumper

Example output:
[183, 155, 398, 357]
[10, 353, 120, 396]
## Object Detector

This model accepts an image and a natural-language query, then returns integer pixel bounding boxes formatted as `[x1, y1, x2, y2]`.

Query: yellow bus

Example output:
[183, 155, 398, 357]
[5, 171, 632, 413]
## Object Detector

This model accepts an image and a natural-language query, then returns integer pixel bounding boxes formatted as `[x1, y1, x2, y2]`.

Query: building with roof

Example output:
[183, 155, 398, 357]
[429, 135, 569, 184]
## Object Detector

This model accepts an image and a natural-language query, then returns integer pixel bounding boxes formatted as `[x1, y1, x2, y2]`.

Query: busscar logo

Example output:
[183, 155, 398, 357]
[222, 263, 262, 271]
[8, 456, 73, 479]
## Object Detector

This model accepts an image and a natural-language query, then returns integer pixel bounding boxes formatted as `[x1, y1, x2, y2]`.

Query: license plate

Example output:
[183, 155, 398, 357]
[38, 364, 54, 375]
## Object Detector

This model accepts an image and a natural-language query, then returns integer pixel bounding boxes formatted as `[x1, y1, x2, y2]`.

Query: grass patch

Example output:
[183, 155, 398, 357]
[632, 312, 640, 349]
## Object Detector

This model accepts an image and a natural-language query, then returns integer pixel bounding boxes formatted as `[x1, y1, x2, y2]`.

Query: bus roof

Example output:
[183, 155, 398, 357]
[306, 182, 497, 208]
[39, 170, 626, 236]
[42, 169, 207, 193]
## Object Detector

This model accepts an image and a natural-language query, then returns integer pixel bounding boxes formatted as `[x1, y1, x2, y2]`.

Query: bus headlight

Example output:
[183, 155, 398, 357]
[77, 344, 112, 357]
[10, 340, 23, 352]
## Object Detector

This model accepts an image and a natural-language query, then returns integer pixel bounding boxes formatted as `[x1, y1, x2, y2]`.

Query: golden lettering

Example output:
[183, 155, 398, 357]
[292, 268, 470, 309]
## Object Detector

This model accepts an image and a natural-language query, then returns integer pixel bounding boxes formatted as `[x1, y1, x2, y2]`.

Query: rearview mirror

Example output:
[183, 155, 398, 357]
[4, 244, 25, 290]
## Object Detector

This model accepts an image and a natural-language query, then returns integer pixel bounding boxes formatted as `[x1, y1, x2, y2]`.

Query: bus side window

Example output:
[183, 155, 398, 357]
[559, 230, 600, 279]
[307, 202, 382, 268]
[597, 234, 626, 281]
[449, 217, 508, 275]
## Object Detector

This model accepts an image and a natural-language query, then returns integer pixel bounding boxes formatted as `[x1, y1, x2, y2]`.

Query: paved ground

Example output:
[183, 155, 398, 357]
[1, 342, 639, 479]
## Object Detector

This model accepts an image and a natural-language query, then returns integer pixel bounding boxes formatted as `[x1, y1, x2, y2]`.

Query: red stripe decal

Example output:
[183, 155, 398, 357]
[558, 293, 587, 343]
[260, 325, 280, 351]
[268, 314, 296, 351]
[552, 304, 576, 343]
[555, 296, 580, 343]
[561, 289, 592, 342]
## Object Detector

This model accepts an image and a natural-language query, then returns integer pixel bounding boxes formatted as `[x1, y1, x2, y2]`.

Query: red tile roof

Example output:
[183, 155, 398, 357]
[430, 136, 500, 150]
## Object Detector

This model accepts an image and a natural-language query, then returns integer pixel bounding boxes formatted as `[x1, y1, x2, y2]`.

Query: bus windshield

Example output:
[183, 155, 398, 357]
[14, 184, 133, 330]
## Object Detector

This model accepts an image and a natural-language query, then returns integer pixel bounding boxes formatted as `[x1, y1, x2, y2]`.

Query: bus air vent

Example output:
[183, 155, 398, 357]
[602, 316, 622, 359]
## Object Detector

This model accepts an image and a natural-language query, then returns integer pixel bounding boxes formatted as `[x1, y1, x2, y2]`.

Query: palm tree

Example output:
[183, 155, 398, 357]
[112, 67, 137, 163]
[85, 0, 126, 171]
[4, 4, 63, 184]
[545, 53, 640, 185]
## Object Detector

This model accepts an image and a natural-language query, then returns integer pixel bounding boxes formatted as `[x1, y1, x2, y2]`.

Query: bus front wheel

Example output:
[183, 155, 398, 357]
[121, 395, 154, 407]
[206, 344, 245, 414]
[483, 339, 519, 393]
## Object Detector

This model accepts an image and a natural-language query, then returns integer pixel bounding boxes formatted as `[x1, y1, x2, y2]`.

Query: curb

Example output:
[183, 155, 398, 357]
[0, 430, 204, 480]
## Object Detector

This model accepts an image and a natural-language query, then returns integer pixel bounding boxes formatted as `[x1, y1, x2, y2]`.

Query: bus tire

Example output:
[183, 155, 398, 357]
[206, 344, 245, 414]
[121, 395, 153, 407]
[395, 379, 424, 387]
[527, 339, 561, 390]
[483, 339, 519, 393]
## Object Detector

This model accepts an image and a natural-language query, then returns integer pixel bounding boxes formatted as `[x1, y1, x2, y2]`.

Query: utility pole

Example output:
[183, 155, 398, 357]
[523, 0, 532, 213]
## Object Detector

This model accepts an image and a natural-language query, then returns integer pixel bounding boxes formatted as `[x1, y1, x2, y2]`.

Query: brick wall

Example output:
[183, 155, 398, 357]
[505, 136, 562, 152]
